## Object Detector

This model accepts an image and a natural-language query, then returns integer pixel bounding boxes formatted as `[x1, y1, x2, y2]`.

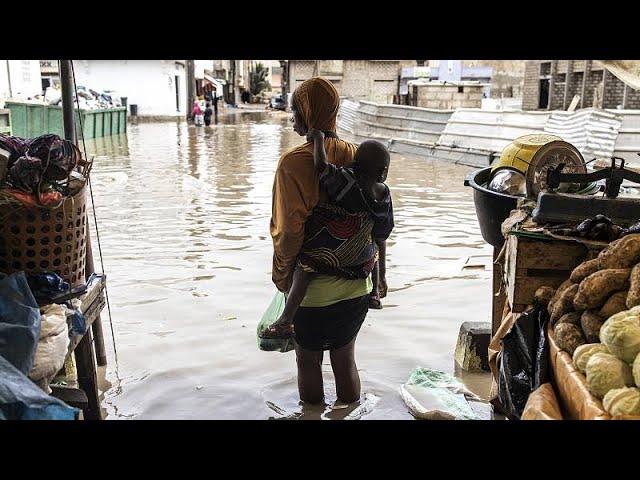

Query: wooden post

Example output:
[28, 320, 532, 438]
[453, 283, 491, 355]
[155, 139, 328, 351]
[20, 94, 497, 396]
[186, 60, 196, 120]
[563, 60, 573, 110]
[623, 83, 629, 109]
[75, 327, 102, 420]
[59, 61, 77, 143]
[492, 247, 506, 336]
[547, 60, 558, 110]
[581, 60, 592, 109]
[86, 232, 107, 366]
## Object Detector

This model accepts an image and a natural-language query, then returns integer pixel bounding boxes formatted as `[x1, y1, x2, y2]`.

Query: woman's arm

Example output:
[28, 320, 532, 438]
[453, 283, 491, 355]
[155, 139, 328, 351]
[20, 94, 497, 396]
[270, 154, 319, 292]
[306, 128, 327, 173]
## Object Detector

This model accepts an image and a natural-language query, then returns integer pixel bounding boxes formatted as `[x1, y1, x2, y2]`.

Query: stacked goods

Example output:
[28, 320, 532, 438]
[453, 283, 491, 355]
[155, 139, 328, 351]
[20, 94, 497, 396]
[541, 234, 640, 416]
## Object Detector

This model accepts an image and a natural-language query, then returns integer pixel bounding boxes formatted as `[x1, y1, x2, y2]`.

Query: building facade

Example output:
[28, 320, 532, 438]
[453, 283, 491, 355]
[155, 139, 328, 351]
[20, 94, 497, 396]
[72, 60, 187, 117]
[522, 60, 640, 110]
[288, 60, 404, 103]
[0, 60, 43, 104]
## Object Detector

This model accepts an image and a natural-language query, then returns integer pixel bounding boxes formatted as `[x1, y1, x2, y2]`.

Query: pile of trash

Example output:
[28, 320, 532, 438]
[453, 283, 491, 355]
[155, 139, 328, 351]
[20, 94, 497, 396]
[0, 133, 90, 207]
[18, 85, 123, 111]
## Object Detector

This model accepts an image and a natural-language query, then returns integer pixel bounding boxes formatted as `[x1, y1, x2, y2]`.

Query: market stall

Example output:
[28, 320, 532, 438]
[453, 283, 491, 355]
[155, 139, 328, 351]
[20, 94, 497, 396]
[0, 61, 108, 420]
[467, 133, 640, 420]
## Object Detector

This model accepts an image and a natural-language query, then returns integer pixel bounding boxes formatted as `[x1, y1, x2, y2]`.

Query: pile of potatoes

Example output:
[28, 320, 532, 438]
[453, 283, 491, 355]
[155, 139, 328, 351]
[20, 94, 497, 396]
[536, 234, 640, 356]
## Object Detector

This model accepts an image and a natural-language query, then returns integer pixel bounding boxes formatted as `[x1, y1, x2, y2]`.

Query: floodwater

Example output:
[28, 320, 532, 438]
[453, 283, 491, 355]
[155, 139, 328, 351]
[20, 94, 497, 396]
[84, 111, 493, 419]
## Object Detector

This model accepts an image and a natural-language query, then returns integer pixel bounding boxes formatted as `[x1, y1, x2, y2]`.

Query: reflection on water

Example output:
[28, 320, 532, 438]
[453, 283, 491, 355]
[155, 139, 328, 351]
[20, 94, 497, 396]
[86, 112, 492, 419]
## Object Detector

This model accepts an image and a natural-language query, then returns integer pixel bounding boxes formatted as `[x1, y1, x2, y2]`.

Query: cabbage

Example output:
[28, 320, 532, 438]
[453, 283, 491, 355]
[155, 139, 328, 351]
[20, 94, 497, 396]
[599, 312, 640, 363]
[573, 343, 610, 374]
[585, 352, 634, 399]
[602, 387, 640, 416]
[634, 353, 640, 388]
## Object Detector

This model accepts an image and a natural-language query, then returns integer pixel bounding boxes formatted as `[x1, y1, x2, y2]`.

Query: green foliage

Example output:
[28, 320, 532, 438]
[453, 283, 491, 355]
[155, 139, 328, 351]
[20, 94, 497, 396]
[250, 63, 271, 96]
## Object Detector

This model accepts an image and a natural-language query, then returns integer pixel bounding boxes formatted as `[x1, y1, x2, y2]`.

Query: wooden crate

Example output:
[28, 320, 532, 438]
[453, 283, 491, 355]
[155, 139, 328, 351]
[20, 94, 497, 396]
[504, 234, 590, 313]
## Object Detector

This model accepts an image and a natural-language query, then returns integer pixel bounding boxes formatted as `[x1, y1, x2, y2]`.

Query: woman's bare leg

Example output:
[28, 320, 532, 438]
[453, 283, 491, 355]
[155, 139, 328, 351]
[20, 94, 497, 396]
[329, 337, 361, 403]
[294, 341, 325, 404]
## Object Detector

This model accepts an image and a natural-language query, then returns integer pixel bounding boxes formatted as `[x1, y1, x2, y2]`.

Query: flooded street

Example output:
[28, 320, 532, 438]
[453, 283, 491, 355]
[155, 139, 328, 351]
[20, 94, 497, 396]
[85, 111, 492, 419]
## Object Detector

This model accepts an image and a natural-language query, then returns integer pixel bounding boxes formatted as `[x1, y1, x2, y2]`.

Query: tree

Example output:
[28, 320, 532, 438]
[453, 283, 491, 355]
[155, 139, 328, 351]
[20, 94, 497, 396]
[250, 62, 271, 97]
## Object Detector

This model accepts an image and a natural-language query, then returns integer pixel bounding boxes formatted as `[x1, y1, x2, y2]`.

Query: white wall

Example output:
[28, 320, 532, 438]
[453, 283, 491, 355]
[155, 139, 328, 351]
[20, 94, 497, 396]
[73, 60, 186, 116]
[0, 60, 42, 104]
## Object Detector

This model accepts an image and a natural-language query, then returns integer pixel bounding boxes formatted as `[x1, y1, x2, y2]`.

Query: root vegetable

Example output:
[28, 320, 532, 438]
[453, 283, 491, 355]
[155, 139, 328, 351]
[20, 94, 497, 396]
[534, 286, 555, 308]
[599, 291, 629, 319]
[569, 258, 601, 283]
[627, 263, 640, 309]
[573, 269, 631, 310]
[554, 323, 586, 356]
[581, 310, 605, 343]
[598, 234, 640, 269]
[551, 284, 579, 324]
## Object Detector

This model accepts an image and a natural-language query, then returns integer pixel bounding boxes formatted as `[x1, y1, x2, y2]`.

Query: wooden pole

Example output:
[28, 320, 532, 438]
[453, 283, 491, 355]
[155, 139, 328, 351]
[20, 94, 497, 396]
[59, 60, 105, 417]
[60, 61, 77, 143]
[623, 83, 629, 109]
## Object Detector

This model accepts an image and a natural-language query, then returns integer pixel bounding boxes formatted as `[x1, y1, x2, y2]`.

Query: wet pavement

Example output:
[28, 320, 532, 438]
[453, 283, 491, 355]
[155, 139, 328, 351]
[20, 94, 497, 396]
[84, 111, 493, 419]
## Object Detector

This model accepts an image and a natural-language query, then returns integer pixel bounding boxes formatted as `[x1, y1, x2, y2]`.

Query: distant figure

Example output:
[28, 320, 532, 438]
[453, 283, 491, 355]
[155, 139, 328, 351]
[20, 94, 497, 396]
[192, 101, 204, 126]
[204, 102, 213, 126]
[212, 87, 219, 120]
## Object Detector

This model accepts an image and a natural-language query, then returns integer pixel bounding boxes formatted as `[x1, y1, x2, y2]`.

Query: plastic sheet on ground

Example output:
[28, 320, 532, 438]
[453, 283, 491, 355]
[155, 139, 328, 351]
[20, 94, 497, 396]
[400, 367, 482, 420]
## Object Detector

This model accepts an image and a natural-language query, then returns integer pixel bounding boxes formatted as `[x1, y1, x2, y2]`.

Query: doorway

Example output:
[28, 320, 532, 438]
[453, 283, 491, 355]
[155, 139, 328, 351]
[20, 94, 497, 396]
[539, 79, 549, 109]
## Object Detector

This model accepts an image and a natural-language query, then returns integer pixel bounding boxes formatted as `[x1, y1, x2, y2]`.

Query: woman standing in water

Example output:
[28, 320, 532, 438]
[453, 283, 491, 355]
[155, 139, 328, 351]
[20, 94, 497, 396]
[270, 77, 376, 404]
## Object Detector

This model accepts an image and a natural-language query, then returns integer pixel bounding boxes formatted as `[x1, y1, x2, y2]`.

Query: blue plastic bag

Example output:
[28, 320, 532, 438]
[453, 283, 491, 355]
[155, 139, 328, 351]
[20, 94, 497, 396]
[0, 355, 79, 420]
[0, 272, 41, 374]
[256, 292, 294, 353]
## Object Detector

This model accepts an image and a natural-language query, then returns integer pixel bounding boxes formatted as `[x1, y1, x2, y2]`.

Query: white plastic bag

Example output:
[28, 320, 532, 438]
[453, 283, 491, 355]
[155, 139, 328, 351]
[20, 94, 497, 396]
[400, 367, 481, 420]
[29, 304, 69, 393]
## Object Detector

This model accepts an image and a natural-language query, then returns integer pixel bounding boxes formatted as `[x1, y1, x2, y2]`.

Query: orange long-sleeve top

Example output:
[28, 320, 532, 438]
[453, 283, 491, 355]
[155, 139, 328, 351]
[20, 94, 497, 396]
[270, 138, 357, 292]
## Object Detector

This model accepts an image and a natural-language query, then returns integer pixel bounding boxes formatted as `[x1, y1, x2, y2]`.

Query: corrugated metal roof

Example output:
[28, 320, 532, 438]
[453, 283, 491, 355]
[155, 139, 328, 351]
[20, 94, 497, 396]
[544, 108, 621, 159]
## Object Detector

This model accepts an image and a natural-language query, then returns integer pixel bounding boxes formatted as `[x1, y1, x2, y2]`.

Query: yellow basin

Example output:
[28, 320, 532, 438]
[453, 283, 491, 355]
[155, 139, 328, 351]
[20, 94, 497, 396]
[491, 133, 564, 175]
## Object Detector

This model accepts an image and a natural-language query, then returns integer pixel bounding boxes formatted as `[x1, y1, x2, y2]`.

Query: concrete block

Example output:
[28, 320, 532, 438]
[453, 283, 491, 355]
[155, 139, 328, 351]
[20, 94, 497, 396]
[454, 321, 491, 372]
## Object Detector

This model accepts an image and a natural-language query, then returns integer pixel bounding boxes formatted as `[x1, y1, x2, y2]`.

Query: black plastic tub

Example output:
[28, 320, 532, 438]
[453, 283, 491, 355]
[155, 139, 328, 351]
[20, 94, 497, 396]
[464, 167, 519, 249]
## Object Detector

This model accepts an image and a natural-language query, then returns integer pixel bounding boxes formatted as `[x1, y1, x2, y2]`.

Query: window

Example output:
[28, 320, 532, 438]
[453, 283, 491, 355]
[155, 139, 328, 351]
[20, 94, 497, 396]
[458, 86, 464, 93]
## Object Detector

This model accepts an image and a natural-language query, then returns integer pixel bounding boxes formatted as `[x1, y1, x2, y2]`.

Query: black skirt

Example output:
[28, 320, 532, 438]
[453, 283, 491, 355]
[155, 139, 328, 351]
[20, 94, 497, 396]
[293, 295, 369, 352]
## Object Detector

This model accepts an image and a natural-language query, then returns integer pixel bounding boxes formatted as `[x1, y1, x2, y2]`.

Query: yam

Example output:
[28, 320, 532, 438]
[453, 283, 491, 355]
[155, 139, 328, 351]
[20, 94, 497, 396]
[551, 284, 579, 324]
[599, 291, 629, 319]
[581, 310, 605, 343]
[534, 286, 556, 308]
[573, 269, 631, 311]
[554, 323, 586, 356]
[548, 280, 574, 312]
[557, 312, 582, 327]
[569, 258, 601, 283]
[598, 234, 640, 269]
[626, 263, 640, 309]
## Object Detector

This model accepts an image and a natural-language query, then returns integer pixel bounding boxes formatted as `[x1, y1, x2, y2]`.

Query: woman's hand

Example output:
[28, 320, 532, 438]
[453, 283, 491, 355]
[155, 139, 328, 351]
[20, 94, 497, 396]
[306, 128, 325, 143]
[378, 274, 388, 298]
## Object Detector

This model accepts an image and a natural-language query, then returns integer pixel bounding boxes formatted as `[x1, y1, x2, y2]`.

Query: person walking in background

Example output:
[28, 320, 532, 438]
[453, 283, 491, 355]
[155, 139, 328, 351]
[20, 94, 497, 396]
[192, 100, 204, 127]
[204, 102, 213, 127]
[212, 87, 219, 120]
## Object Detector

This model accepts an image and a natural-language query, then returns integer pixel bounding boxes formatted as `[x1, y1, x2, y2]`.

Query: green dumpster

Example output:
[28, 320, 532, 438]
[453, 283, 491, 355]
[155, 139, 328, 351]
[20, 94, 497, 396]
[0, 109, 11, 135]
[4, 101, 127, 139]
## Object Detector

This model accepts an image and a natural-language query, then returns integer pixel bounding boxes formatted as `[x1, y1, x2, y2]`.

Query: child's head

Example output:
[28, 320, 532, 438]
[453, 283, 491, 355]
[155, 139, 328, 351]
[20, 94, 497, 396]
[206, 102, 211, 108]
[353, 140, 390, 183]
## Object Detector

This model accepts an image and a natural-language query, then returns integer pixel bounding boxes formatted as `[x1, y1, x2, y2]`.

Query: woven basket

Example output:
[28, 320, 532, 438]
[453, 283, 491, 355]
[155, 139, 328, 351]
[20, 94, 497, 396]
[0, 185, 88, 287]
